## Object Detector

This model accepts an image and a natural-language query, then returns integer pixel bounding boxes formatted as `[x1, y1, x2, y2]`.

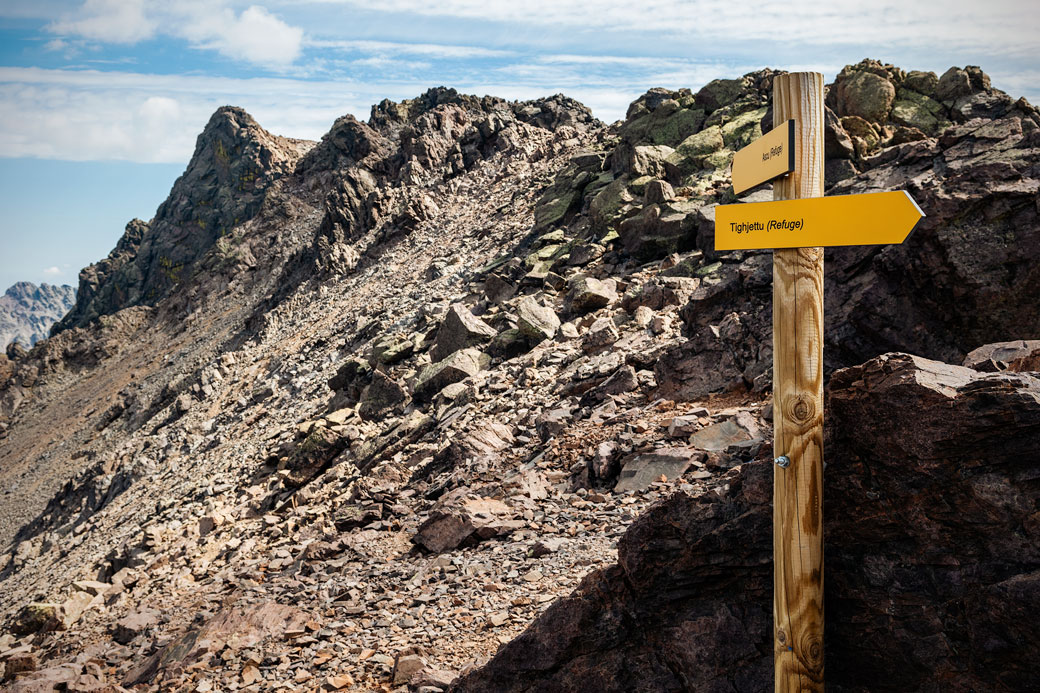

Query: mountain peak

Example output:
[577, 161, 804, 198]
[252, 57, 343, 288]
[53, 108, 315, 334]
[0, 282, 76, 348]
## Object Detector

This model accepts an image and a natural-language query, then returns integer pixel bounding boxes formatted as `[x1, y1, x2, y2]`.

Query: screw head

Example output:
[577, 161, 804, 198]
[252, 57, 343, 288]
[774, 455, 791, 468]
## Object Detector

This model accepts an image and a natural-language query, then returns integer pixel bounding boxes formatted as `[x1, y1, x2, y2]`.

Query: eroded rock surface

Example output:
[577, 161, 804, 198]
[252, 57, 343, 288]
[455, 353, 1040, 692]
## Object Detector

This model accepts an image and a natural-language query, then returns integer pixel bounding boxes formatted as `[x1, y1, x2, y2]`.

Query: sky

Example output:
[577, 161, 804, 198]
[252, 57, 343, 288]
[0, 0, 1037, 292]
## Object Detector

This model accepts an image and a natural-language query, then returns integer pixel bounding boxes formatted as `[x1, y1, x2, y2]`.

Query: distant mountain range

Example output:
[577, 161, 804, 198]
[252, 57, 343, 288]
[0, 282, 76, 349]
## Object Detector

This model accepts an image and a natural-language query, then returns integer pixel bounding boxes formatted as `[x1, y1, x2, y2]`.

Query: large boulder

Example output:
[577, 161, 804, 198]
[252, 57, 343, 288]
[618, 198, 704, 263]
[564, 276, 617, 316]
[663, 126, 725, 180]
[833, 70, 895, 122]
[430, 304, 497, 361]
[413, 492, 523, 553]
[453, 353, 1040, 692]
[412, 348, 490, 401]
[515, 296, 560, 342]
[357, 370, 407, 419]
[823, 93, 1040, 370]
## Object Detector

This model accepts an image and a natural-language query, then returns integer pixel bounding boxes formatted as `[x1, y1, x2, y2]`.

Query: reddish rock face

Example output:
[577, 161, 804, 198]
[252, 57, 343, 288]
[453, 353, 1040, 692]
[123, 601, 309, 686]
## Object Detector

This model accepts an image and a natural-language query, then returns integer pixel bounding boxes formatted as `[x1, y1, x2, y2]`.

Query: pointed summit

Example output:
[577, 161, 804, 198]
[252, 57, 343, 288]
[53, 107, 314, 334]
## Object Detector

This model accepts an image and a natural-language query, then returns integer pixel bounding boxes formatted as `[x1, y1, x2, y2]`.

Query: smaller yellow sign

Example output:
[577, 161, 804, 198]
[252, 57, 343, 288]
[714, 190, 924, 250]
[731, 119, 794, 195]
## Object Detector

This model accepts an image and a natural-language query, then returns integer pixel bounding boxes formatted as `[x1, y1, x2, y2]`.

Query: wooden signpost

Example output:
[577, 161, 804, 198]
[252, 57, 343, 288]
[731, 119, 795, 195]
[716, 72, 924, 692]
[715, 191, 924, 250]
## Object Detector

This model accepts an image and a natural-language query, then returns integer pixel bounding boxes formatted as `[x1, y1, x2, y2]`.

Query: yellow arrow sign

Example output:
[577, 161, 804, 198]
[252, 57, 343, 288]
[732, 119, 794, 195]
[714, 190, 924, 250]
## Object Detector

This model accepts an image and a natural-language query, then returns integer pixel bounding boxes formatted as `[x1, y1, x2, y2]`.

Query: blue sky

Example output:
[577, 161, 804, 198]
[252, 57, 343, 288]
[1, 0, 1038, 292]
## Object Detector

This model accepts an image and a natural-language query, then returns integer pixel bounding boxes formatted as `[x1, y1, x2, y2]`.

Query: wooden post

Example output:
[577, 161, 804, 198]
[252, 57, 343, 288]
[772, 72, 825, 692]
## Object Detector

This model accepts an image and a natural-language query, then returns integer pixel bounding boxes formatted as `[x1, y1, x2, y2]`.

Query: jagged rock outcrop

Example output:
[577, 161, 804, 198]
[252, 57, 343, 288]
[0, 282, 75, 349]
[53, 107, 312, 333]
[823, 78, 1040, 369]
[454, 352, 1040, 692]
[649, 62, 1039, 399]
[302, 88, 601, 279]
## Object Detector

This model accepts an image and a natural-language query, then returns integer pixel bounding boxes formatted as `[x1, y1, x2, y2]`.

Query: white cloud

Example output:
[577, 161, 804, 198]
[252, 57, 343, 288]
[350, 56, 432, 71]
[0, 67, 388, 162]
[45, 1, 305, 67]
[42, 266, 62, 276]
[178, 5, 303, 66]
[308, 39, 515, 59]
[301, 0, 1040, 54]
[536, 55, 693, 68]
[48, 0, 156, 44]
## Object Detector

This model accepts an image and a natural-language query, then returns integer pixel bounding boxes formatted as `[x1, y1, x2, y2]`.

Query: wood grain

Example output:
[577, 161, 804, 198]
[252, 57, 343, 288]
[772, 71, 825, 693]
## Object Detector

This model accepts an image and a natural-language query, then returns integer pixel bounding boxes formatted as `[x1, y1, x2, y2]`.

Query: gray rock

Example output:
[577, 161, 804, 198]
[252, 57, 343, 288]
[582, 317, 619, 351]
[834, 70, 896, 122]
[644, 179, 675, 205]
[625, 144, 675, 177]
[485, 274, 517, 303]
[173, 394, 193, 416]
[112, 608, 159, 645]
[558, 322, 579, 340]
[370, 333, 415, 366]
[903, 70, 939, 96]
[614, 448, 701, 492]
[489, 328, 529, 357]
[392, 653, 427, 685]
[10, 603, 64, 636]
[413, 494, 522, 553]
[936, 66, 973, 102]
[689, 418, 752, 451]
[667, 414, 702, 437]
[358, 370, 407, 419]
[543, 272, 567, 292]
[431, 304, 497, 361]
[535, 405, 575, 441]
[529, 538, 565, 558]
[962, 339, 1040, 373]
[583, 365, 638, 405]
[516, 296, 560, 342]
[413, 348, 489, 402]
[565, 277, 617, 315]
[567, 242, 605, 267]
[589, 440, 620, 482]
[695, 78, 745, 112]
[825, 106, 855, 160]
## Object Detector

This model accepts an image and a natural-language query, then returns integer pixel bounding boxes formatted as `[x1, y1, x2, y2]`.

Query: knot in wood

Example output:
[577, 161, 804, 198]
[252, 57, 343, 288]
[802, 633, 824, 668]
[776, 629, 787, 645]
[785, 394, 816, 425]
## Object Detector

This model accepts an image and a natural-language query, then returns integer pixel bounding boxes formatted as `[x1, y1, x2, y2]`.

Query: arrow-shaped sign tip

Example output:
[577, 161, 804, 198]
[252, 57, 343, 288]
[898, 190, 925, 242]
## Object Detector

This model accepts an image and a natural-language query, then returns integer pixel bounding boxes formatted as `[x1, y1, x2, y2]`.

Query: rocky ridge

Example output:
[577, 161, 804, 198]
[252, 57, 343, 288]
[0, 283, 76, 350]
[0, 63, 1036, 692]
